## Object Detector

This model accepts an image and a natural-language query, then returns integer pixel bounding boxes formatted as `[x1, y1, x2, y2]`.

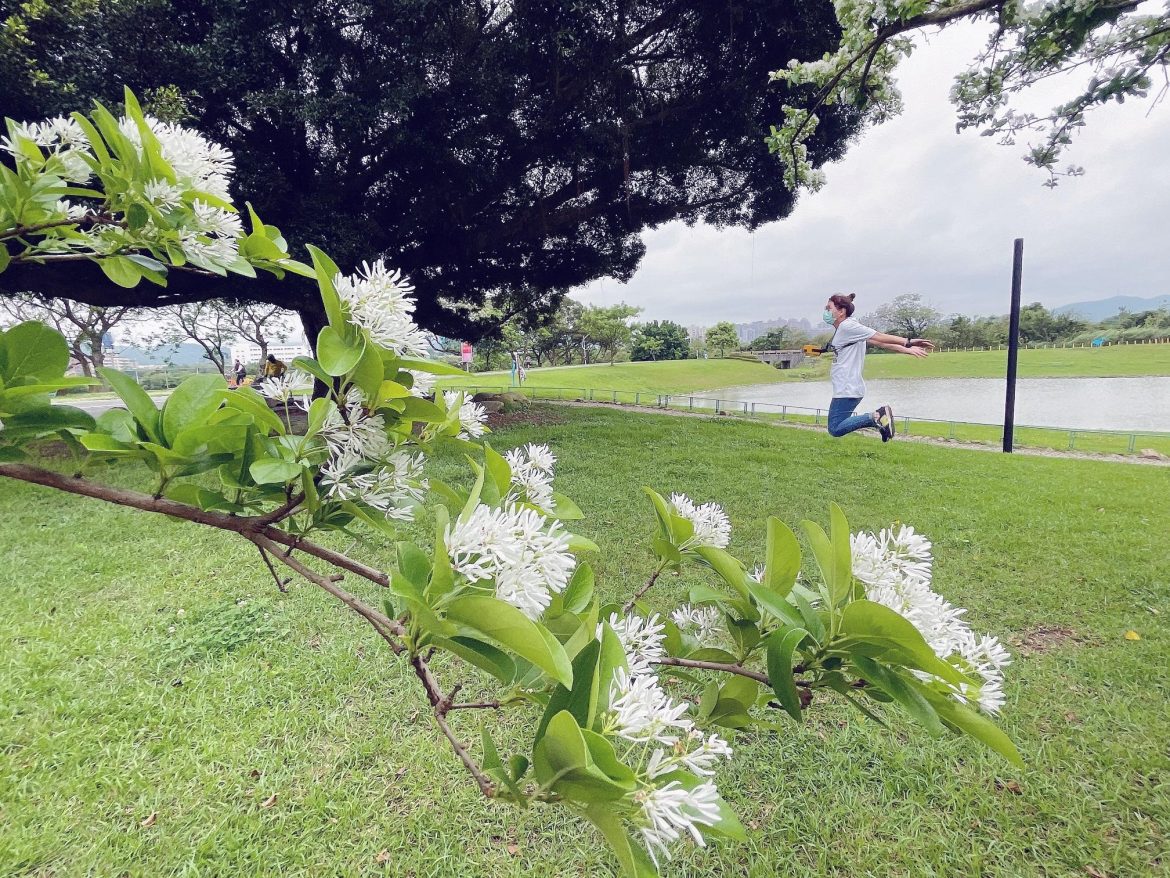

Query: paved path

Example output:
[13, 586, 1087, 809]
[56, 392, 171, 416]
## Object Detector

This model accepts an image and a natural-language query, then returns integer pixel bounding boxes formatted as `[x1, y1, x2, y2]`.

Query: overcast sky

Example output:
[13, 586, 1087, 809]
[571, 21, 1170, 326]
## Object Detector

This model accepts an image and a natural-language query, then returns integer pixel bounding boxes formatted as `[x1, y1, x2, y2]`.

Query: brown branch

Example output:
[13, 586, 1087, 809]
[0, 463, 391, 588]
[652, 656, 812, 689]
[247, 532, 404, 653]
[623, 567, 664, 612]
[255, 492, 305, 526]
[447, 701, 503, 712]
[256, 543, 290, 593]
[410, 653, 496, 798]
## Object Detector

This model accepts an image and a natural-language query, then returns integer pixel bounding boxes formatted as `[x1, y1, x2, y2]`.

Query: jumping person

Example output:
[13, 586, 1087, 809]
[821, 293, 934, 442]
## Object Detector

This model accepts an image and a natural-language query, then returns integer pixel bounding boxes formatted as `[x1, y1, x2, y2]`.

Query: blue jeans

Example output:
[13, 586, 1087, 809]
[827, 397, 876, 437]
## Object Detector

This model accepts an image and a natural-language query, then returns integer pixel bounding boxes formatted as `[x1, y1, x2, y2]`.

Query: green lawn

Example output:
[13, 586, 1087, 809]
[863, 343, 1170, 379]
[441, 357, 793, 395]
[2, 406, 1168, 877]
[443, 344, 1170, 397]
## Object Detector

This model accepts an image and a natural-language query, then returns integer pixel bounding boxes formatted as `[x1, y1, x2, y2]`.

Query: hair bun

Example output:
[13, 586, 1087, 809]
[847, 293, 856, 301]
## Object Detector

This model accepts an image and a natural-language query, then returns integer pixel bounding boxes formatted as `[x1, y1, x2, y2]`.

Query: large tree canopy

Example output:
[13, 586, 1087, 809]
[1, 0, 861, 340]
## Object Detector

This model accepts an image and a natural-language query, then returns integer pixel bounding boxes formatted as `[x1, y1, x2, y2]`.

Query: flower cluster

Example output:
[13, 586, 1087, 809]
[3, 111, 246, 270]
[603, 662, 733, 866]
[505, 442, 557, 513]
[443, 391, 488, 440]
[670, 603, 725, 646]
[2, 116, 92, 182]
[335, 260, 429, 357]
[445, 503, 576, 619]
[407, 369, 437, 398]
[320, 388, 393, 463]
[256, 369, 313, 403]
[319, 450, 428, 521]
[119, 115, 235, 199]
[669, 493, 731, 550]
[604, 612, 666, 676]
[852, 525, 1011, 714]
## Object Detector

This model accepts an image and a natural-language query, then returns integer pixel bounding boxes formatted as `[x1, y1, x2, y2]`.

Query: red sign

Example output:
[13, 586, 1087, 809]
[461, 343, 472, 363]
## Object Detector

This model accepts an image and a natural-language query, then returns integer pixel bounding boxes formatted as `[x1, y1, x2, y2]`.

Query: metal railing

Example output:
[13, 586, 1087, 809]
[446, 384, 1170, 456]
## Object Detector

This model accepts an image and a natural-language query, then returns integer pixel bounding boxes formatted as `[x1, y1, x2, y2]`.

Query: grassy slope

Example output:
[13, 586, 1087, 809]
[440, 357, 792, 394]
[441, 344, 1170, 396]
[2, 407, 1168, 877]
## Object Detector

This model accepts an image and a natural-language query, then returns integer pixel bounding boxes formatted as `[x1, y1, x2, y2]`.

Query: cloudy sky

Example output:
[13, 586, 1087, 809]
[571, 21, 1170, 326]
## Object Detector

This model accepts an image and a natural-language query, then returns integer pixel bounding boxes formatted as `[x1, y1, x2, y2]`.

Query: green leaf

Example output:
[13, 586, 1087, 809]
[97, 256, 142, 288]
[1, 321, 69, 382]
[316, 325, 365, 376]
[349, 339, 384, 399]
[921, 686, 1024, 765]
[534, 711, 632, 803]
[306, 244, 345, 329]
[249, 457, 302, 484]
[851, 655, 943, 735]
[802, 519, 837, 604]
[483, 443, 512, 500]
[764, 517, 801, 599]
[839, 600, 966, 686]
[829, 503, 854, 606]
[765, 627, 808, 721]
[446, 596, 573, 687]
[221, 387, 285, 435]
[161, 374, 225, 445]
[549, 492, 584, 520]
[0, 404, 94, 438]
[423, 508, 454, 601]
[694, 547, 751, 602]
[290, 355, 331, 385]
[396, 542, 432, 589]
[563, 564, 595, 615]
[537, 639, 601, 741]
[581, 806, 658, 878]
[97, 367, 161, 444]
[433, 635, 516, 685]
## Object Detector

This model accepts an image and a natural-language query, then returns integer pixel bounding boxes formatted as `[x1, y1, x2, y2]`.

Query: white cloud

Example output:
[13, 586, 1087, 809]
[573, 22, 1170, 325]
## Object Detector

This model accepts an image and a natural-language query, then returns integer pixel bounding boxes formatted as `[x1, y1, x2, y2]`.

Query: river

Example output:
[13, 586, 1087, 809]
[696, 377, 1170, 432]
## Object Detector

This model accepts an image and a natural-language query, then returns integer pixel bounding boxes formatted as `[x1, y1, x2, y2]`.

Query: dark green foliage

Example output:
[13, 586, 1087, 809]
[630, 319, 691, 361]
[0, 0, 860, 338]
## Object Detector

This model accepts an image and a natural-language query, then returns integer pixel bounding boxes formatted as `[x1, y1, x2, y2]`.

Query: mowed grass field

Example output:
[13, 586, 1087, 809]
[2, 406, 1168, 877]
[441, 343, 1170, 395]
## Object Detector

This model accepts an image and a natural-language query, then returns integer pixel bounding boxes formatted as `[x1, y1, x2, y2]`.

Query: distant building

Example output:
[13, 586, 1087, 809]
[230, 340, 312, 366]
[102, 351, 139, 371]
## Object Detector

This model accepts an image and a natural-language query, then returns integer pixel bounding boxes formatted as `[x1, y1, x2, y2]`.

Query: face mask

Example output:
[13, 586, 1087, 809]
[822, 309, 835, 326]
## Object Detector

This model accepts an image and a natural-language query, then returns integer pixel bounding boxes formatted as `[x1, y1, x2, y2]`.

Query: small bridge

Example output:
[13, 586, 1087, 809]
[751, 349, 807, 369]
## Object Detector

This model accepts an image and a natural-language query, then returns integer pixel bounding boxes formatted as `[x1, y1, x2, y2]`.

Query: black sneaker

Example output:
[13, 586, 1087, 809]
[876, 405, 895, 442]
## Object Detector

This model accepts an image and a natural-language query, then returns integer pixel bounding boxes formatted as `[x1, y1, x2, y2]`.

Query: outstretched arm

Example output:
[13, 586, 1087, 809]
[867, 332, 935, 357]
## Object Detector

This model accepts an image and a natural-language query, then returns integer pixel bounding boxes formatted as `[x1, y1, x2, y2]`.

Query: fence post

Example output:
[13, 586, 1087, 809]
[751, 402, 757, 417]
[635, 392, 640, 406]
[949, 421, 956, 440]
[815, 408, 821, 425]
[904, 416, 910, 436]
[1068, 431, 1076, 450]
[689, 396, 694, 411]
[612, 390, 617, 403]
[742, 402, 748, 415]
[1128, 433, 1136, 453]
[781, 405, 787, 421]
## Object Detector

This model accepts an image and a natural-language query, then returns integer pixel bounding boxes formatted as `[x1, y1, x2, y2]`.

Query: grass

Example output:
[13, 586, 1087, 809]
[862, 343, 1170, 380]
[441, 357, 795, 395]
[2, 406, 1169, 877]
[442, 343, 1170, 397]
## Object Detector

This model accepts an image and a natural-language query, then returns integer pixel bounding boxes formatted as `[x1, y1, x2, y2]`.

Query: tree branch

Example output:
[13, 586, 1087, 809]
[409, 652, 496, 797]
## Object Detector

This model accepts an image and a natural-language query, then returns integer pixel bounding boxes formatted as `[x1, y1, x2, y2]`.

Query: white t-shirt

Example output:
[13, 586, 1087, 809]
[827, 318, 877, 399]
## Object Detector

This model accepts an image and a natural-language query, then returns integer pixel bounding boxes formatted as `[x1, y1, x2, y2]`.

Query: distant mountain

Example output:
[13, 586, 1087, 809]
[113, 343, 224, 367]
[1053, 295, 1170, 321]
